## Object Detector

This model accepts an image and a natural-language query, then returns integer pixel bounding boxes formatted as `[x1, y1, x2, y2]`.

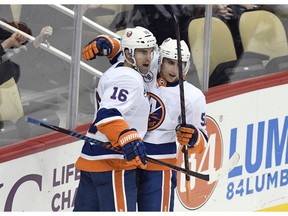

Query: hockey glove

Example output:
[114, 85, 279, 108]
[176, 124, 204, 154]
[82, 35, 120, 61]
[119, 129, 147, 169]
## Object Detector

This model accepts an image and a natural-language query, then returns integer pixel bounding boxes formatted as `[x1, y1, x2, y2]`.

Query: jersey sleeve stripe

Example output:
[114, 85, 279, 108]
[95, 107, 123, 124]
[97, 119, 129, 147]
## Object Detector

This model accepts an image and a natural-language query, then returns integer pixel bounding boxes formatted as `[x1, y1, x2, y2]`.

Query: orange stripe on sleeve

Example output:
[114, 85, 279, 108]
[97, 119, 129, 147]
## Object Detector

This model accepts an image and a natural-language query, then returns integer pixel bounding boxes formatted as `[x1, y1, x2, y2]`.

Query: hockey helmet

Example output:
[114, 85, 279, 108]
[121, 26, 157, 73]
[121, 26, 157, 52]
[159, 38, 191, 75]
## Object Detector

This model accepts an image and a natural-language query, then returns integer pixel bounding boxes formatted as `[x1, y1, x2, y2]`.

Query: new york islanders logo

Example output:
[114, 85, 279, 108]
[176, 116, 223, 209]
[147, 92, 165, 131]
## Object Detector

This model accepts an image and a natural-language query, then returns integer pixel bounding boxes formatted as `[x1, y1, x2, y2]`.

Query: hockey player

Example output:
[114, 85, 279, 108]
[73, 26, 157, 211]
[82, 35, 208, 211]
[138, 38, 208, 211]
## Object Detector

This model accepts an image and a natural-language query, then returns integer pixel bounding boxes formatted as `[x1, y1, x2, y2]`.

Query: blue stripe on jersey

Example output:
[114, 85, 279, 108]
[81, 141, 122, 156]
[200, 128, 209, 142]
[144, 142, 177, 155]
[95, 108, 123, 123]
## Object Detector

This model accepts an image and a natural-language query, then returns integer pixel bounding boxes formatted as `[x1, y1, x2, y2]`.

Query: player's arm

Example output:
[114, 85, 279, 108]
[82, 34, 159, 71]
[95, 77, 147, 168]
[82, 35, 121, 63]
[176, 94, 208, 154]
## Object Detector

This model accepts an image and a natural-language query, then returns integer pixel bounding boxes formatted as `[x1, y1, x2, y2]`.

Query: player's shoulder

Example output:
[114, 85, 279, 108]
[184, 81, 205, 103]
[103, 63, 143, 84]
[184, 81, 203, 94]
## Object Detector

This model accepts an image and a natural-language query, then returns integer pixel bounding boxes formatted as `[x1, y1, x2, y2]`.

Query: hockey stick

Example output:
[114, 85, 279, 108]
[26, 117, 240, 182]
[168, 7, 191, 201]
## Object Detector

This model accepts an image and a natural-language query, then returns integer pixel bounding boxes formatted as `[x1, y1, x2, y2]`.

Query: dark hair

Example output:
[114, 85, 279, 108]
[0, 19, 32, 45]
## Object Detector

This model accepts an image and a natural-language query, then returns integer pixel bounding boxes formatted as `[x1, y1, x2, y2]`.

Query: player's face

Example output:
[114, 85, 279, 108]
[160, 58, 187, 83]
[134, 47, 154, 74]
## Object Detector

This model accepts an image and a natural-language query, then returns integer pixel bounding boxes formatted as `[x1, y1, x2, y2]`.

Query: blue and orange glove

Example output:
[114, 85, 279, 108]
[176, 124, 204, 154]
[82, 35, 120, 61]
[118, 128, 147, 169]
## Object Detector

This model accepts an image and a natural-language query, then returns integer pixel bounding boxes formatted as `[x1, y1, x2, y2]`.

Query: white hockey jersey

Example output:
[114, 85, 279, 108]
[75, 62, 150, 172]
[143, 54, 208, 170]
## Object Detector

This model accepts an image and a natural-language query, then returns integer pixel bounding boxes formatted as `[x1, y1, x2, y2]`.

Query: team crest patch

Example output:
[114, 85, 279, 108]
[147, 92, 165, 131]
[143, 71, 154, 83]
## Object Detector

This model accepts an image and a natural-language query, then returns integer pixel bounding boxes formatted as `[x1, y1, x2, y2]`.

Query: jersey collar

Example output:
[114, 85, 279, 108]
[157, 73, 179, 87]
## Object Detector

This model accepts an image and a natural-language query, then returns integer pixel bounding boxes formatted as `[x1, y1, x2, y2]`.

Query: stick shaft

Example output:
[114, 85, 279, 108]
[26, 117, 210, 181]
[171, 11, 191, 189]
